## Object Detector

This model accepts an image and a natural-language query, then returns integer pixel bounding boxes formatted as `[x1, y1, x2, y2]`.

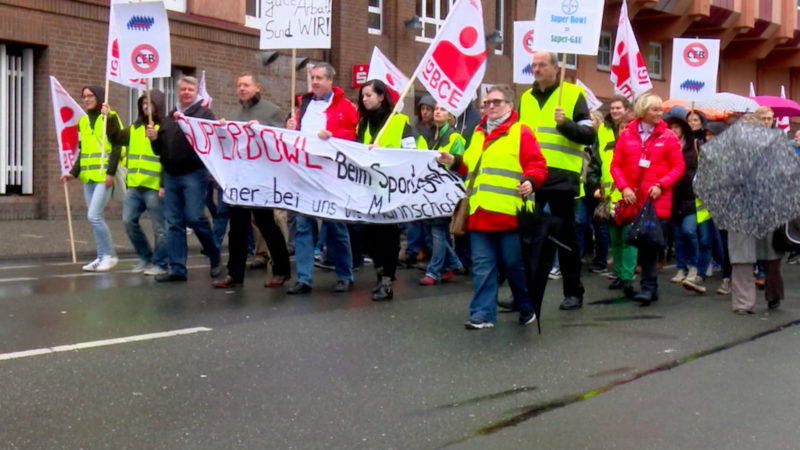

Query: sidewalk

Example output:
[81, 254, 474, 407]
[0, 218, 205, 262]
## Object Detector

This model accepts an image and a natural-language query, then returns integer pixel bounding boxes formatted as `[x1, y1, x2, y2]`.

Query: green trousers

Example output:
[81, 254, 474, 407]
[609, 223, 638, 281]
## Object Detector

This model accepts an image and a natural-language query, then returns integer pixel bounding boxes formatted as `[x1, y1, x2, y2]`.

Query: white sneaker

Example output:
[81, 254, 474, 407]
[716, 277, 731, 295]
[670, 269, 687, 283]
[548, 267, 562, 280]
[144, 265, 167, 276]
[131, 260, 149, 272]
[82, 257, 102, 272]
[94, 255, 119, 272]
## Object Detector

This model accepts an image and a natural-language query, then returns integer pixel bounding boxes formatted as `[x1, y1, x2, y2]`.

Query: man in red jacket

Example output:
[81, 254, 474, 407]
[285, 63, 359, 295]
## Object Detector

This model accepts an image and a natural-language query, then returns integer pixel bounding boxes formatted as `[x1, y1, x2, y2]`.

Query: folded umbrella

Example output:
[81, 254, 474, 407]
[693, 120, 800, 238]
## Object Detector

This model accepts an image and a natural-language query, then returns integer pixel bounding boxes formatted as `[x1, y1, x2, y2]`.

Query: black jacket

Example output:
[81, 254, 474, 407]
[151, 100, 215, 176]
[666, 116, 698, 218]
[586, 115, 618, 197]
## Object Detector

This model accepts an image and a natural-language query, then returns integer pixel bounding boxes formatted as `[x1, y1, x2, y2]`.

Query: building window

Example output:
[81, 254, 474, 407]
[563, 53, 577, 70]
[648, 42, 662, 79]
[0, 44, 34, 195]
[368, 0, 383, 35]
[416, 0, 457, 42]
[162, 0, 186, 13]
[493, 0, 505, 54]
[597, 31, 612, 70]
[245, 0, 260, 28]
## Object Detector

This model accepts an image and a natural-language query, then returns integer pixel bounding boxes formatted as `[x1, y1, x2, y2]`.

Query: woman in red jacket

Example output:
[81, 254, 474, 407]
[610, 93, 685, 304]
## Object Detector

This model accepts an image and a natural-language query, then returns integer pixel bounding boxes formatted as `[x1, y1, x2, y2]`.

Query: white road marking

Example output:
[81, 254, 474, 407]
[0, 327, 212, 361]
[50, 273, 103, 278]
[0, 277, 37, 283]
[0, 265, 38, 270]
[20, 234, 43, 239]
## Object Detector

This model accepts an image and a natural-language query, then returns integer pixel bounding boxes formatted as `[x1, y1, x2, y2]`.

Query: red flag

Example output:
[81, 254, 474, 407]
[610, 1, 652, 100]
[49, 76, 85, 176]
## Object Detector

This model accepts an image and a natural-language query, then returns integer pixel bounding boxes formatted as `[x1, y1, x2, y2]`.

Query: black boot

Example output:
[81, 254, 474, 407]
[372, 277, 393, 301]
[622, 280, 636, 298]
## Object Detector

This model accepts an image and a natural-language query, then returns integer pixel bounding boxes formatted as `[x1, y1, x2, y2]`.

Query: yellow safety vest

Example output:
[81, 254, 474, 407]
[361, 113, 426, 149]
[126, 124, 162, 190]
[519, 82, 585, 174]
[696, 197, 711, 224]
[462, 122, 531, 216]
[596, 123, 617, 197]
[77, 112, 122, 183]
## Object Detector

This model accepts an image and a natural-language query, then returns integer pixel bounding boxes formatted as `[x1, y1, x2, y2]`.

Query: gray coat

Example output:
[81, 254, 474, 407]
[234, 94, 284, 127]
[727, 230, 783, 264]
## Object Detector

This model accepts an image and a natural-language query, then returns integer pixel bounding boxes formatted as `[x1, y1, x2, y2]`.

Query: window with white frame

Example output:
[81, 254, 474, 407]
[493, 0, 504, 54]
[416, 0, 457, 42]
[0, 44, 34, 195]
[597, 32, 612, 70]
[564, 53, 577, 70]
[163, 0, 186, 13]
[368, 0, 383, 34]
[648, 42, 662, 79]
[245, 0, 261, 28]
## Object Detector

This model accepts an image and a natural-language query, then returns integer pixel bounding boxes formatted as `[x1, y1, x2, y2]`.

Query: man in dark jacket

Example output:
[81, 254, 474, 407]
[211, 72, 291, 289]
[147, 75, 221, 282]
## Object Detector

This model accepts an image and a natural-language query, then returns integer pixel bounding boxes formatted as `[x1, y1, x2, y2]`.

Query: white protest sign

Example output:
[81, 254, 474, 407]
[259, 0, 331, 49]
[513, 21, 535, 85]
[106, 0, 148, 88]
[532, 0, 605, 55]
[176, 117, 465, 223]
[669, 38, 720, 100]
[114, 1, 172, 80]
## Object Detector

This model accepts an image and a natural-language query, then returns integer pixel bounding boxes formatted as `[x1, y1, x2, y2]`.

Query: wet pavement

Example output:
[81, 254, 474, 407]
[0, 253, 799, 448]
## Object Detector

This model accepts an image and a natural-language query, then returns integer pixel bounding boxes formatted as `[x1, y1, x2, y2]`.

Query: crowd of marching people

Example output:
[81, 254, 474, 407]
[61, 51, 797, 330]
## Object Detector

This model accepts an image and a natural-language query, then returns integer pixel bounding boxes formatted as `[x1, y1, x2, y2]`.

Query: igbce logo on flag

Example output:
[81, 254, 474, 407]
[419, 24, 486, 109]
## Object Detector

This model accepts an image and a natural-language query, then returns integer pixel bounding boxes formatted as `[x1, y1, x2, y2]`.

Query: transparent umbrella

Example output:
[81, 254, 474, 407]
[693, 120, 800, 238]
[692, 92, 760, 113]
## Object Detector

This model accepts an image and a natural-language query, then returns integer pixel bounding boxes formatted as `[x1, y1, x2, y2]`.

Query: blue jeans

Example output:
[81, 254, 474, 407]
[469, 230, 532, 323]
[574, 198, 588, 257]
[295, 216, 352, 286]
[425, 221, 462, 279]
[406, 221, 431, 255]
[697, 220, 714, 279]
[82, 182, 114, 258]
[123, 188, 167, 269]
[163, 169, 220, 277]
[672, 213, 698, 270]
[206, 183, 229, 249]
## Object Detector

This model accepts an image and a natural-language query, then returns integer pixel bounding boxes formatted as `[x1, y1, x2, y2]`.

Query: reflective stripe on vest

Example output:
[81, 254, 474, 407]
[78, 112, 121, 183]
[127, 124, 162, 190]
[696, 197, 711, 224]
[597, 123, 617, 197]
[519, 82, 585, 173]
[462, 122, 530, 216]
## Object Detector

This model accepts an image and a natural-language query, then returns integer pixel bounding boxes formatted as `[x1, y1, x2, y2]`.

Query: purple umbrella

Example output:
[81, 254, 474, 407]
[751, 95, 800, 117]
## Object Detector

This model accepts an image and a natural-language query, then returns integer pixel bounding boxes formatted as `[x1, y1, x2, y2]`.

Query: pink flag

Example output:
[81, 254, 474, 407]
[610, 1, 652, 100]
[368, 47, 409, 106]
[776, 85, 790, 135]
[415, 0, 487, 115]
[50, 76, 85, 176]
[198, 70, 212, 108]
[106, 0, 148, 89]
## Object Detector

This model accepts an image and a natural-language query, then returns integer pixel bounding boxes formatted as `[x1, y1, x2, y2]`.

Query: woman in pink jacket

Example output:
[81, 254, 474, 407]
[610, 93, 685, 305]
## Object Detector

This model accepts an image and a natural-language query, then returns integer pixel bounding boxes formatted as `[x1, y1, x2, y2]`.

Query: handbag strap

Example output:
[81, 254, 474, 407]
[464, 153, 484, 196]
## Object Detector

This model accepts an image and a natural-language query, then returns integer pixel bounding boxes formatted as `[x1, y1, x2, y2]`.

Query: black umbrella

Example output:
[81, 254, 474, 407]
[517, 199, 566, 334]
[694, 120, 800, 238]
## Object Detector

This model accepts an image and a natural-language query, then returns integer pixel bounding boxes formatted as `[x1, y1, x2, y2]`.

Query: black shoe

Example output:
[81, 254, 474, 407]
[498, 297, 517, 312]
[633, 291, 658, 306]
[155, 272, 187, 282]
[519, 310, 536, 325]
[287, 281, 312, 294]
[622, 280, 636, 298]
[372, 281, 393, 301]
[608, 278, 625, 290]
[401, 253, 418, 268]
[559, 296, 583, 310]
[333, 279, 353, 293]
[768, 299, 781, 310]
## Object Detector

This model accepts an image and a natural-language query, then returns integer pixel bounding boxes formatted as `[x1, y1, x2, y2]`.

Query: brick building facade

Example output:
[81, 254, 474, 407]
[2, 0, 800, 220]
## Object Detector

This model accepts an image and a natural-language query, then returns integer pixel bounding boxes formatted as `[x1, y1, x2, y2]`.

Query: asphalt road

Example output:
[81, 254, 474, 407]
[1, 255, 799, 449]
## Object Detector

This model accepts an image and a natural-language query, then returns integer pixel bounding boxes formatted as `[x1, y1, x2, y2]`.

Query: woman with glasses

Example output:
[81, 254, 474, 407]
[60, 86, 123, 272]
[438, 86, 548, 330]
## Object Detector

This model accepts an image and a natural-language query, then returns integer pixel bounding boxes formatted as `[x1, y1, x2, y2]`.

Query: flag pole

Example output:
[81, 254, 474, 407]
[373, 73, 418, 145]
[557, 53, 568, 107]
[100, 79, 111, 171]
[63, 183, 77, 263]
[290, 48, 297, 118]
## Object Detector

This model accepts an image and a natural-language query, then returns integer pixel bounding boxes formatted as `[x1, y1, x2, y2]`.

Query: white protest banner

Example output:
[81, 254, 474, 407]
[415, 0, 487, 115]
[198, 70, 212, 108]
[106, 0, 148, 88]
[368, 47, 409, 105]
[532, 0, 605, 55]
[259, 0, 331, 49]
[113, 1, 172, 80]
[610, 0, 652, 100]
[669, 38, 720, 100]
[576, 79, 602, 111]
[49, 76, 85, 175]
[176, 117, 465, 223]
[513, 21, 535, 85]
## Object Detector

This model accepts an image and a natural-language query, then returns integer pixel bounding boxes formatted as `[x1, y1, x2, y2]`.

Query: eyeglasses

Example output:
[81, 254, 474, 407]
[482, 99, 507, 108]
[81, 95, 96, 100]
